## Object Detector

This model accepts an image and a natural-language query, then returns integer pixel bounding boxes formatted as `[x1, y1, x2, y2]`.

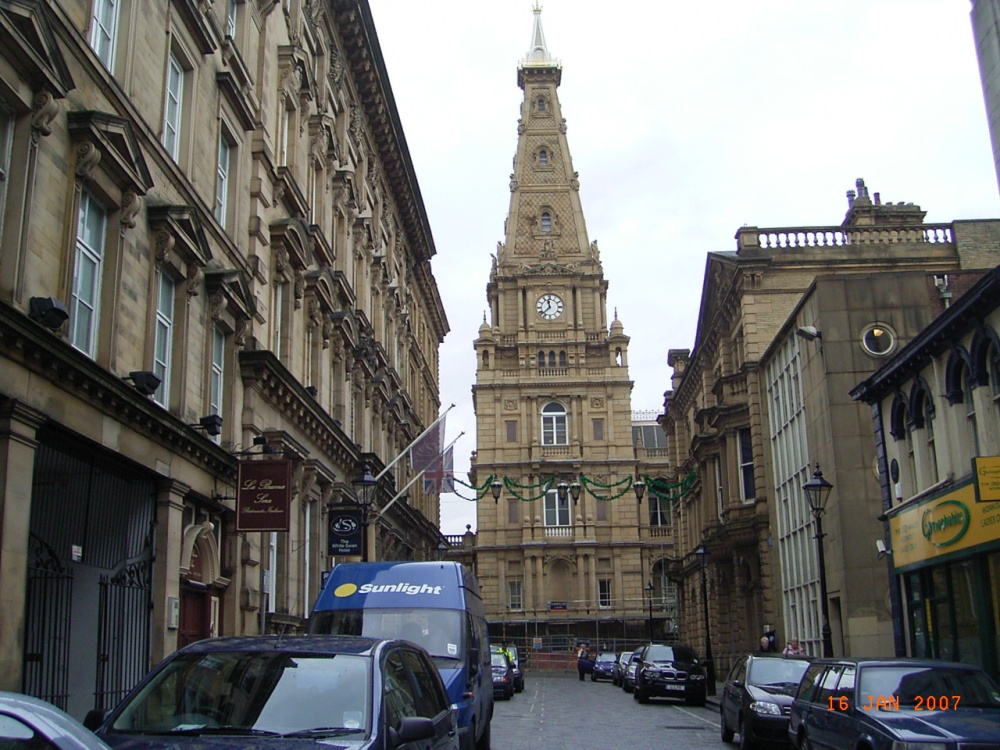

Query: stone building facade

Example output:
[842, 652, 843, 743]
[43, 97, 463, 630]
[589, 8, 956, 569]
[0, 0, 447, 718]
[852, 265, 1000, 680]
[470, 8, 671, 647]
[660, 181, 1000, 678]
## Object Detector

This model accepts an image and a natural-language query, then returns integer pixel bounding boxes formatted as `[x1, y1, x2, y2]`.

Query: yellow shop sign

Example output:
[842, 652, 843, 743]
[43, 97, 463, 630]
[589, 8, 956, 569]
[974, 456, 1000, 502]
[889, 483, 1000, 570]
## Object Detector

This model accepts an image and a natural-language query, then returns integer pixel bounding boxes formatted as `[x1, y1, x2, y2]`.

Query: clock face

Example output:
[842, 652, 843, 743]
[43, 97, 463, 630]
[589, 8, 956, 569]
[536, 293, 563, 320]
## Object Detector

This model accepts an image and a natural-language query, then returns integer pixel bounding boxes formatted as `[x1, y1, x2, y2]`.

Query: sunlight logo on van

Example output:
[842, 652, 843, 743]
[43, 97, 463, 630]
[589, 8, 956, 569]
[332, 581, 446, 597]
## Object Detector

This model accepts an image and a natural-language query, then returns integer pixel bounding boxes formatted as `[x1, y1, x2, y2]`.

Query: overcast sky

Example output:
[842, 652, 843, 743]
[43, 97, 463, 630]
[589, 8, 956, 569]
[367, 1, 1000, 535]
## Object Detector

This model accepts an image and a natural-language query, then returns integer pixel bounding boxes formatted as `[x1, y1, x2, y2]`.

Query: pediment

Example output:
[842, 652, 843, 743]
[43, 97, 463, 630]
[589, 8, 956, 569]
[521, 262, 576, 276]
[204, 264, 255, 321]
[0, 0, 74, 96]
[147, 204, 211, 268]
[270, 217, 313, 270]
[67, 111, 153, 194]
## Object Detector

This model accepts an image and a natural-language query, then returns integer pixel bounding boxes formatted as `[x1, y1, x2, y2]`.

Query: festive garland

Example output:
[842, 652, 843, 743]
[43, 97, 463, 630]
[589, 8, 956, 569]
[579, 474, 635, 501]
[453, 475, 497, 502]
[643, 472, 697, 502]
[502, 476, 556, 502]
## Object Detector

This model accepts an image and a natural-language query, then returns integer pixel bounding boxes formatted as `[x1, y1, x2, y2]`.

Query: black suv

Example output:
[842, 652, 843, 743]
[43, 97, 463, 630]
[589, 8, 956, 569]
[633, 644, 707, 706]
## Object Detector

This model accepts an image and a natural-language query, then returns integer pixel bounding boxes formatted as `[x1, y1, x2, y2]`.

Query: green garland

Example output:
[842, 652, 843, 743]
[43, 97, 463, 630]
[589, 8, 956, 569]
[643, 472, 696, 502]
[452, 471, 698, 503]
[579, 474, 635, 501]
[502, 476, 555, 502]
[453, 475, 497, 502]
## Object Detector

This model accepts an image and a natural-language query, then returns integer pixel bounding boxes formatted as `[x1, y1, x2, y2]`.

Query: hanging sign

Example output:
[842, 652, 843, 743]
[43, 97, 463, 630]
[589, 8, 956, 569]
[974, 456, 1000, 502]
[327, 505, 363, 556]
[236, 459, 292, 531]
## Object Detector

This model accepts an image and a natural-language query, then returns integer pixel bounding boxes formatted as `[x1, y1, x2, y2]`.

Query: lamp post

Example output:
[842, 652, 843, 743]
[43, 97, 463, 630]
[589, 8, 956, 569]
[694, 543, 716, 696]
[803, 463, 835, 658]
[352, 461, 378, 562]
[436, 541, 450, 561]
[491, 478, 503, 503]
[644, 581, 655, 642]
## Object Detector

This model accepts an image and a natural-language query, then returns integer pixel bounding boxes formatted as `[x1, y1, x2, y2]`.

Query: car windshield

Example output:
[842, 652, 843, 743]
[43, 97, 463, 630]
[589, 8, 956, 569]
[309, 608, 463, 660]
[491, 654, 508, 668]
[598, 653, 617, 662]
[859, 666, 1000, 709]
[644, 645, 696, 663]
[748, 658, 811, 691]
[111, 651, 370, 737]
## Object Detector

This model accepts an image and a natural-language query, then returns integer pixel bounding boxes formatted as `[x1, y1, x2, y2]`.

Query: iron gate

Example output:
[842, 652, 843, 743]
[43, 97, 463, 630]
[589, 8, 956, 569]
[96, 550, 152, 709]
[22, 534, 73, 710]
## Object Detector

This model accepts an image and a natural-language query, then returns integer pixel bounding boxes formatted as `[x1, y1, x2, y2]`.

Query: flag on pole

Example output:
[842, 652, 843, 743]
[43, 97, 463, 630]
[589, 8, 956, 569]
[424, 445, 455, 494]
[409, 414, 446, 473]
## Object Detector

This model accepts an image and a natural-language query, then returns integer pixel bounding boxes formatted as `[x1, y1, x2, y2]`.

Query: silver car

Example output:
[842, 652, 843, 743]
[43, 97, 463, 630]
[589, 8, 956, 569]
[0, 692, 111, 750]
[622, 646, 644, 693]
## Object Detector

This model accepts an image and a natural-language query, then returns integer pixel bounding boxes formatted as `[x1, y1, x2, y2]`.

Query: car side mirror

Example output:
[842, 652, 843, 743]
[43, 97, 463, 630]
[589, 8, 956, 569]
[732, 679, 743, 688]
[390, 717, 435, 747]
[83, 709, 107, 731]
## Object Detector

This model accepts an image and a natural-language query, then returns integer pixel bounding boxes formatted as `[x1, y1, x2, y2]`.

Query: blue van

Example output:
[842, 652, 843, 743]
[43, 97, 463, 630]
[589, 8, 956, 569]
[309, 561, 494, 750]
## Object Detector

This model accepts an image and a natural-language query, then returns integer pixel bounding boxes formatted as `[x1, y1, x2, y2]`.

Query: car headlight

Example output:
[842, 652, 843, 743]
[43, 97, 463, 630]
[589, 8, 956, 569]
[890, 744, 949, 750]
[689, 674, 706, 681]
[749, 701, 782, 716]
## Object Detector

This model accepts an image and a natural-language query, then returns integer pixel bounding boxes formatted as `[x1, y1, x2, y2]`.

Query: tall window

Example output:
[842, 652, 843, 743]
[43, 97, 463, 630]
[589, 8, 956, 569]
[163, 52, 183, 160]
[923, 399, 938, 484]
[537, 97, 545, 113]
[540, 211, 552, 233]
[537, 351, 544, 368]
[508, 580, 523, 612]
[225, 0, 238, 38]
[592, 419, 604, 441]
[70, 190, 107, 357]
[506, 421, 517, 443]
[90, 0, 120, 70]
[541, 402, 567, 445]
[538, 149, 548, 167]
[277, 105, 292, 166]
[598, 579, 612, 608]
[543, 489, 570, 527]
[964, 372, 981, 460]
[738, 428, 755, 502]
[650, 495, 670, 527]
[273, 280, 287, 360]
[153, 271, 175, 407]
[210, 326, 225, 442]
[215, 134, 232, 225]
[0, 106, 11, 241]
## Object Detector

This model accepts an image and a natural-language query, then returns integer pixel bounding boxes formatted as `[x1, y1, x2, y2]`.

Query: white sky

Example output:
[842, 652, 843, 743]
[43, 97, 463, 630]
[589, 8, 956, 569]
[366, 0, 1000, 535]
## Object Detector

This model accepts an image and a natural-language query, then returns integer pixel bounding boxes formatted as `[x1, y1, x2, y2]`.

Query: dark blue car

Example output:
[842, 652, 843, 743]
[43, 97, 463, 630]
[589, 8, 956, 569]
[86, 635, 459, 750]
[788, 657, 1000, 750]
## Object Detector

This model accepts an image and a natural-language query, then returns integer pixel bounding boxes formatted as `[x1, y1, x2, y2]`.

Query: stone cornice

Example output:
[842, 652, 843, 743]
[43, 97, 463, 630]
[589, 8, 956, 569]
[0, 300, 235, 479]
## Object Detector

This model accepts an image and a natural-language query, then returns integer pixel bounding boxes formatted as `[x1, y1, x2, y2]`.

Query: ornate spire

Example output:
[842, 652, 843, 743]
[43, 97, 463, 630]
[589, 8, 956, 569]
[525, 3, 551, 65]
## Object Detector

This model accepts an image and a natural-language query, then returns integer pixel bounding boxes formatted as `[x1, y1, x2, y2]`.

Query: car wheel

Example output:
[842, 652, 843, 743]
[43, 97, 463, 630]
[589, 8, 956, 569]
[797, 732, 812, 750]
[720, 710, 735, 743]
[635, 688, 649, 704]
[738, 716, 755, 750]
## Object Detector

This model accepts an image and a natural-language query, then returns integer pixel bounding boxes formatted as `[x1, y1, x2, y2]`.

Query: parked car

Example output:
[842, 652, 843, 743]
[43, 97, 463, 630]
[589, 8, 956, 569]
[491, 644, 524, 693]
[622, 646, 644, 693]
[491, 652, 515, 700]
[612, 651, 631, 687]
[88, 635, 460, 749]
[592, 652, 619, 682]
[788, 658, 1000, 750]
[720, 654, 813, 748]
[0, 691, 111, 750]
[633, 644, 708, 706]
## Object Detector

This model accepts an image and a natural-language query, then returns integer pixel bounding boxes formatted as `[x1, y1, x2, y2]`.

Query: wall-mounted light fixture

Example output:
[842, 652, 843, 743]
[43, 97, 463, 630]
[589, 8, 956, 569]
[491, 479, 503, 503]
[305, 385, 318, 397]
[796, 325, 822, 341]
[190, 414, 223, 437]
[123, 371, 161, 396]
[29, 296, 70, 330]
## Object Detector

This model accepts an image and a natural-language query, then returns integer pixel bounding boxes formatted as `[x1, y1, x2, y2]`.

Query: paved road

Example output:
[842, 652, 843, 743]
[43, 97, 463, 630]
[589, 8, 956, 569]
[489, 671, 728, 750]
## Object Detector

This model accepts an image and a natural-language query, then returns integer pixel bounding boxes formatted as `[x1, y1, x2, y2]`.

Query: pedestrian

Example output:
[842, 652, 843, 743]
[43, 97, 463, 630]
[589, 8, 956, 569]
[783, 637, 805, 656]
[754, 636, 771, 655]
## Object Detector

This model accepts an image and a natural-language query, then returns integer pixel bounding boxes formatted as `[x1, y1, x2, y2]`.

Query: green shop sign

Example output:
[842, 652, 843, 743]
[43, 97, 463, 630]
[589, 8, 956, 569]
[920, 499, 970, 547]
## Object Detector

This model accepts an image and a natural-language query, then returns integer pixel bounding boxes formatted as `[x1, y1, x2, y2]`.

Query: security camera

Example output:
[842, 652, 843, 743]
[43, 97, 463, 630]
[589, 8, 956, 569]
[875, 539, 891, 558]
[796, 325, 821, 341]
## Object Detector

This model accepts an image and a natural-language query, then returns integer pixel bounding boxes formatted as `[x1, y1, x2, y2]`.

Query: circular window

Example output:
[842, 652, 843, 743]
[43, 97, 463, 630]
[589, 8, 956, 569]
[861, 323, 896, 356]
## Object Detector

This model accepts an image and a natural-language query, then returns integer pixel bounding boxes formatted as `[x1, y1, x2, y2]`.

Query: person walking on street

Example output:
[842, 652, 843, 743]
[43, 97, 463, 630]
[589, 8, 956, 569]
[754, 636, 771, 655]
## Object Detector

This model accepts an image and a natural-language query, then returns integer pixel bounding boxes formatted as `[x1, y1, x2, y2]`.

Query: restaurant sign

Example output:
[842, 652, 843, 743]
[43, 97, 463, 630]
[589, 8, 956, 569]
[236, 459, 292, 532]
[327, 505, 363, 556]
[889, 482, 1000, 571]
[974, 456, 1000, 502]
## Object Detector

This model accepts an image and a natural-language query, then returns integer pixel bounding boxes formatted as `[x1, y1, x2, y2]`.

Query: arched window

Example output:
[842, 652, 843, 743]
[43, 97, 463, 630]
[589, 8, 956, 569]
[911, 381, 938, 485]
[964, 368, 981, 462]
[540, 211, 552, 233]
[537, 351, 545, 368]
[548, 351, 556, 368]
[537, 97, 546, 113]
[541, 402, 568, 445]
[559, 351, 567, 367]
[538, 149, 548, 167]
[482, 350, 490, 369]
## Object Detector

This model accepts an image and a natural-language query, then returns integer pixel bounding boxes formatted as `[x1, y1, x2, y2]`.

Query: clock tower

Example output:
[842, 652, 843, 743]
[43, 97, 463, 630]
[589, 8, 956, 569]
[471, 6, 664, 643]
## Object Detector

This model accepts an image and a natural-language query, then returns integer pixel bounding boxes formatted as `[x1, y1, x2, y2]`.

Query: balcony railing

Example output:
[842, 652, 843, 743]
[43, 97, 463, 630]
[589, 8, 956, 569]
[737, 223, 953, 253]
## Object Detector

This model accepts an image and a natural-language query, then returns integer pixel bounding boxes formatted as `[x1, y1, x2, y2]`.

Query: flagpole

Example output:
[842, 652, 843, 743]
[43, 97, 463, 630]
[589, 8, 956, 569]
[379, 432, 464, 515]
[374, 403, 455, 481]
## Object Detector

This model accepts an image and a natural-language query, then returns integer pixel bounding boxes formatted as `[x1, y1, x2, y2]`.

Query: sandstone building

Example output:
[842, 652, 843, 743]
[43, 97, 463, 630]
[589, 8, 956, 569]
[661, 181, 1000, 678]
[0, 0, 447, 717]
[470, 8, 671, 645]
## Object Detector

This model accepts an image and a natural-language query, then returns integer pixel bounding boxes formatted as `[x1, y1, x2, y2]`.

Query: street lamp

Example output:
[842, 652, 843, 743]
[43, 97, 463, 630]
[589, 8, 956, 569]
[803, 463, 835, 658]
[352, 461, 378, 562]
[694, 543, 716, 696]
[491, 478, 503, 503]
[644, 581, 655, 642]
[435, 541, 450, 561]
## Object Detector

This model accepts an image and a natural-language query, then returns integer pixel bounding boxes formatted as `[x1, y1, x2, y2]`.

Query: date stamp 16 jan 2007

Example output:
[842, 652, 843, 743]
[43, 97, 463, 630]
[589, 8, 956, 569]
[827, 695, 961, 711]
